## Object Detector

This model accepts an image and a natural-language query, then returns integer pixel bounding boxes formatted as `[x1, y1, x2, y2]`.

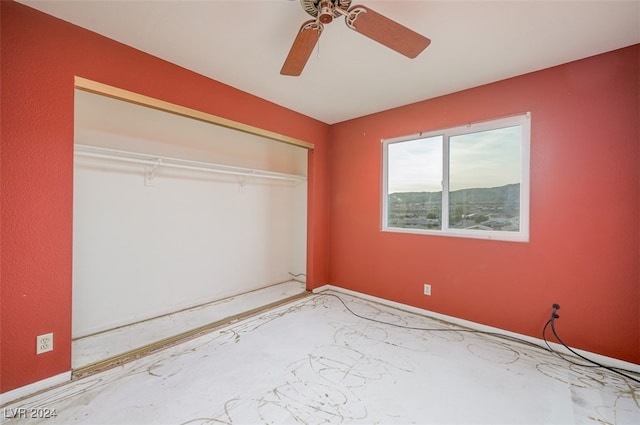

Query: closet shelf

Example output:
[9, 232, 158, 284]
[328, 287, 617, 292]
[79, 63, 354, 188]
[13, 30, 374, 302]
[74, 144, 307, 182]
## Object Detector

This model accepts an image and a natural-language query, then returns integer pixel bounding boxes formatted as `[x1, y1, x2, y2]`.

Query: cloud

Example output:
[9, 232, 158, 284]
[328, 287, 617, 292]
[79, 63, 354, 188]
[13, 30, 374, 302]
[387, 125, 521, 193]
[388, 135, 442, 193]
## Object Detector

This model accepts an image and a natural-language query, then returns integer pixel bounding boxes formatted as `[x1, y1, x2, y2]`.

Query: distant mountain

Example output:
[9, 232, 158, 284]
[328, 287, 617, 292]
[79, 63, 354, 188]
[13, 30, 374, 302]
[450, 183, 520, 204]
[390, 183, 520, 205]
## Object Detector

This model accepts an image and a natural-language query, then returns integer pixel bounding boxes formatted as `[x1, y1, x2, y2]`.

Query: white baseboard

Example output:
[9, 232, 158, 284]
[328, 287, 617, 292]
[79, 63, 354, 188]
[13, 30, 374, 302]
[311, 284, 332, 294]
[0, 371, 71, 407]
[313, 285, 640, 374]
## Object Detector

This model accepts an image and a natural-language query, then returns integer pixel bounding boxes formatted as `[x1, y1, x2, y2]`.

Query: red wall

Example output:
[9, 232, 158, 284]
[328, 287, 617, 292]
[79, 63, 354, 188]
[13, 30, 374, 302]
[0, 1, 331, 393]
[329, 45, 640, 364]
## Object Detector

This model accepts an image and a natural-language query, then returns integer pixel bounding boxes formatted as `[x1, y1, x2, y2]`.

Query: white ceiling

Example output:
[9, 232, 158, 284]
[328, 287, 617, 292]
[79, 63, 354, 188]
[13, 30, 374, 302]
[20, 0, 640, 124]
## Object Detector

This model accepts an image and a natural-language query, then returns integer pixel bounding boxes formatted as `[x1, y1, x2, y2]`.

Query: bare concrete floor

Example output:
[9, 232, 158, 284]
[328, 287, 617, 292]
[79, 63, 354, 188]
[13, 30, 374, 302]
[4, 291, 639, 424]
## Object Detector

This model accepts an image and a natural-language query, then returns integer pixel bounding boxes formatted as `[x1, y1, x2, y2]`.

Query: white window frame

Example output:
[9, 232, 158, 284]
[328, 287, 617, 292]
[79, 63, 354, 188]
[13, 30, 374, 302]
[382, 113, 530, 242]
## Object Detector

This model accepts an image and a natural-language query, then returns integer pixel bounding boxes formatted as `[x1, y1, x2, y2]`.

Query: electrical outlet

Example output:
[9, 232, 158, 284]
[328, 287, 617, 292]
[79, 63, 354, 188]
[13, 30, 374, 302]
[36, 333, 53, 354]
[423, 283, 432, 296]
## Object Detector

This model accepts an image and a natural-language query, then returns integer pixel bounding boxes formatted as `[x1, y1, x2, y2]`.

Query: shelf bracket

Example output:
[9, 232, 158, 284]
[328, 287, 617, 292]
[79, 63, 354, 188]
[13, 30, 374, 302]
[145, 158, 162, 187]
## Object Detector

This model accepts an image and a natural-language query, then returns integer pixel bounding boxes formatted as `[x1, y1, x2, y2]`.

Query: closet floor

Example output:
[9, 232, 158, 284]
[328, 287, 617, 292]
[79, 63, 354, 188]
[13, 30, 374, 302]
[72, 280, 307, 371]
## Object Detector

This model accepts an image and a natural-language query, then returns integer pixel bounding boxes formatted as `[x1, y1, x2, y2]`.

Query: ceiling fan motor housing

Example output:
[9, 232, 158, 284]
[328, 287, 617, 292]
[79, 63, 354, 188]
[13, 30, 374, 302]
[318, 1, 334, 23]
[301, 0, 352, 23]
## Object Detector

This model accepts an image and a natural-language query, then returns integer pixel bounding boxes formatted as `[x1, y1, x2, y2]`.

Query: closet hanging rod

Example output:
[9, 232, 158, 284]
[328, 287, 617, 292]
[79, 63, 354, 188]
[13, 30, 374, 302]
[74, 144, 307, 182]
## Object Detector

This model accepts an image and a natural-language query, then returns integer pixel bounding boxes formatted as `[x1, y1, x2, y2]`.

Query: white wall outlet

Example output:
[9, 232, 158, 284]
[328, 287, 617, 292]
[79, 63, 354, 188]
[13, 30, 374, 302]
[36, 333, 54, 354]
[423, 283, 432, 296]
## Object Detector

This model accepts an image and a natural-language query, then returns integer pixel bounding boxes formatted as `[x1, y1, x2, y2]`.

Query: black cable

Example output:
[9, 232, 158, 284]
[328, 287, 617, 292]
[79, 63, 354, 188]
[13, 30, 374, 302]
[542, 319, 598, 368]
[315, 292, 640, 385]
[316, 293, 548, 351]
[544, 305, 640, 385]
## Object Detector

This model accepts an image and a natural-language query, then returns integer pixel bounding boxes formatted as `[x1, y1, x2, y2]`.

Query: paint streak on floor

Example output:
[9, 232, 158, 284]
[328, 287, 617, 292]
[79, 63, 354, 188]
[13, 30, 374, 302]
[4, 292, 639, 424]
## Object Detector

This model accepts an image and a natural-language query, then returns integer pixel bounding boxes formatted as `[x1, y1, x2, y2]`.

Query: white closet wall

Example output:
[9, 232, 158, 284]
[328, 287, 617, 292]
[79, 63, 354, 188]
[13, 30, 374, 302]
[73, 92, 308, 338]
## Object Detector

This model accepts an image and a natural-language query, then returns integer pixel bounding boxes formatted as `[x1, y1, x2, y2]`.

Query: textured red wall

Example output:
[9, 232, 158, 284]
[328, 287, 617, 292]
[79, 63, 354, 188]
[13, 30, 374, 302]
[329, 45, 640, 364]
[0, 1, 330, 393]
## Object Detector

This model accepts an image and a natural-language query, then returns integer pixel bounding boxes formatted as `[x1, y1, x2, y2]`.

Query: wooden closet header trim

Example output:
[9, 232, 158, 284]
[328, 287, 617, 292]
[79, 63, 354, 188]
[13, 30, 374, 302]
[74, 76, 315, 150]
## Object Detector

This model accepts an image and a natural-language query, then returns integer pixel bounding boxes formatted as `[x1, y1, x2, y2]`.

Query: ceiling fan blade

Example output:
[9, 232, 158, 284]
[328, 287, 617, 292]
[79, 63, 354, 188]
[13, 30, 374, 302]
[281, 20, 323, 76]
[345, 6, 430, 59]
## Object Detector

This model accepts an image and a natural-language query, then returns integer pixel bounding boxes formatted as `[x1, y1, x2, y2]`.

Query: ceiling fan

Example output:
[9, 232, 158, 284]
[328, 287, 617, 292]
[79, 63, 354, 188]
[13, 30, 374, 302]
[281, 0, 431, 76]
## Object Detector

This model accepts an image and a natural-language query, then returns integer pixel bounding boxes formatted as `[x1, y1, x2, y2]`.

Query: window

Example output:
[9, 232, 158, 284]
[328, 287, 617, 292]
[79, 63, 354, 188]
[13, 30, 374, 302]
[382, 114, 530, 242]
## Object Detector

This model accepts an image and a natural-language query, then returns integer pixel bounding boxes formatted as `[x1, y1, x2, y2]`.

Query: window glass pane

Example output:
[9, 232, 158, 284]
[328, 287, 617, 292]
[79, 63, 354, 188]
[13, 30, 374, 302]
[448, 125, 521, 232]
[387, 136, 442, 229]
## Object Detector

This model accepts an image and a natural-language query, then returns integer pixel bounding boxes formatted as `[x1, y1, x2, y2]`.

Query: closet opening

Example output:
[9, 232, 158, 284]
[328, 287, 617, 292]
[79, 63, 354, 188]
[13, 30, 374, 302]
[72, 80, 310, 374]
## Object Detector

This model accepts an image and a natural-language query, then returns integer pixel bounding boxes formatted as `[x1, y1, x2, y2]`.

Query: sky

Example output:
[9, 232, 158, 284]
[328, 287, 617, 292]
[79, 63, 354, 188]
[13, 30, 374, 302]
[387, 125, 521, 193]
